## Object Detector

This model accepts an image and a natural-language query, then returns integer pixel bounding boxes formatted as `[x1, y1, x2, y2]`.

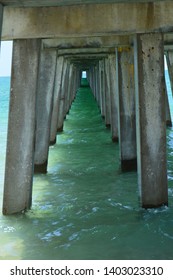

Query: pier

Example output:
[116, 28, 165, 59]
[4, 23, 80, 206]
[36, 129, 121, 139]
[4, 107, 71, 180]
[1, 0, 173, 214]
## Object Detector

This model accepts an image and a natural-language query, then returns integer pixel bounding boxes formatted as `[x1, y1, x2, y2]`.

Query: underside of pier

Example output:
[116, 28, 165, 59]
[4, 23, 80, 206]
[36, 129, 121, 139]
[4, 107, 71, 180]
[1, 0, 173, 214]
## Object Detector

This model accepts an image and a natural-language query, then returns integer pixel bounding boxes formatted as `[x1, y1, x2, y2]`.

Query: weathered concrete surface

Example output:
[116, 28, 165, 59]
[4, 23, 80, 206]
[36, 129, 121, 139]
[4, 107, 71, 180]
[134, 33, 168, 208]
[109, 54, 119, 142]
[96, 64, 100, 107]
[50, 55, 64, 145]
[88, 66, 95, 97]
[93, 64, 100, 106]
[0, 0, 167, 7]
[62, 60, 70, 117]
[43, 36, 130, 49]
[116, 47, 137, 171]
[70, 66, 78, 103]
[57, 59, 68, 132]
[34, 49, 57, 173]
[69, 66, 77, 100]
[69, 65, 76, 105]
[92, 67, 97, 99]
[104, 58, 111, 127]
[98, 60, 103, 113]
[74, 67, 80, 99]
[58, 48, 116, 56]
[3, 39, 41, 215]
[98, 60, 105, 117]
[2, 2, 173, 40]
[0, 4, 3, 41]
[100, 62, 106, 118]
[94, 66, 97, 99]
[65, 64, 74, 114]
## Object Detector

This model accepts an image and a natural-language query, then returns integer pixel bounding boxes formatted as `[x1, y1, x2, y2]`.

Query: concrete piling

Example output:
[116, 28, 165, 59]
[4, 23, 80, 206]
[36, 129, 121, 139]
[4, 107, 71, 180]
[104, 58, 111, 128]
[63, 61, 70, 117]
[101, 62, 106, 119]
[57, 59, 68, 132]
[116, 47, 137, 171]
[134, 33, 168, 208]
[65, 63, 74, 115]
[34, 48, 57, 173]
[98, 60, 103, 113]
[3, 39, 41, 215]
[71, 67, 78, 102]
[108, 54, 119, 142]
[50, 55, 64, 145]
[99, 60, 105, 118]
[0, 5, 3, 43]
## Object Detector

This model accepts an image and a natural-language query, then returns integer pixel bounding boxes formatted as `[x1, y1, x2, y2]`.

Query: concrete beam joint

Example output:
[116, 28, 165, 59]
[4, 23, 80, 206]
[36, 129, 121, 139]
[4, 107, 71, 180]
[42, 36, 131, 49]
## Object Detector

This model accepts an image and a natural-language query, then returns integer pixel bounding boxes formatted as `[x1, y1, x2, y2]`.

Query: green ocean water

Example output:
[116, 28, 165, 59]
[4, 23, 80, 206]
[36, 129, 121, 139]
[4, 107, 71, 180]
[0, 76, 173, 260]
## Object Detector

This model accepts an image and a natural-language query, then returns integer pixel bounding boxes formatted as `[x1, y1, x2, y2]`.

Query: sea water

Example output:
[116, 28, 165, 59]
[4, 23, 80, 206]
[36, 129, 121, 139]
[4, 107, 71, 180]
[0, 75, 173, 260]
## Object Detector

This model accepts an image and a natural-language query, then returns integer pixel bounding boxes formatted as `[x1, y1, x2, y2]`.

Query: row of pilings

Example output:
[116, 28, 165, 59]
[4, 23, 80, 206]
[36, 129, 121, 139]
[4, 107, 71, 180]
[2, 34, 173, 215]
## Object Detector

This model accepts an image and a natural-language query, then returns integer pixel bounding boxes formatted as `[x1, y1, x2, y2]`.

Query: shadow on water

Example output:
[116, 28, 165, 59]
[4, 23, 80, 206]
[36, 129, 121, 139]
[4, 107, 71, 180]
[1, 79, 173, 259]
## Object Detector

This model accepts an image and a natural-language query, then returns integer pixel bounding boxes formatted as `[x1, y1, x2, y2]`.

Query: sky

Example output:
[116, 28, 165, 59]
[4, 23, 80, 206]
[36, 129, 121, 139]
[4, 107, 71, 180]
[0, 40, 168, 77]
[0, 41, 13, 77]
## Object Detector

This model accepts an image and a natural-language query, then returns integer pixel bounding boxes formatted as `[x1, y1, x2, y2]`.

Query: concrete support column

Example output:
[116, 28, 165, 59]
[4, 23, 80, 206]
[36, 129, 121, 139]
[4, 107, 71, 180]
[116, 47, 137, 171]
[95, 66, 98, 99]
[71, 66, 77, 102]
[104, 58, 111, 127]
[101, 60, 106, 119]
[98, 60, 103, 112]
[87, 68, 92, 88]
[94, 66, 97, 100]
[79, 69, 82, 87]
[78, 69, 81, 89]
[3, 39, 41, 215]
[57, 59, 68, 132]
[99, 60, 105, 117]
[96, 63, 100, 107]
[93, 66, 97, 98]
[0, 5, 3, 44]
[34, 48, 57, 173]
[66, 63, 73, 115]
[109, 54, 119, 142]
[70, 65, 77, 103]
[134, 33, 168, 208]
[50, 55, 64, 145]
[95, 64, 100, 104]
[74, 68, 80, 94]
[88, 68, 92, 89]
[63, 60, 70, 117]
[90, 66, 95, 96]
[90, 67, 95, 93]
[92, 67, 96, 98]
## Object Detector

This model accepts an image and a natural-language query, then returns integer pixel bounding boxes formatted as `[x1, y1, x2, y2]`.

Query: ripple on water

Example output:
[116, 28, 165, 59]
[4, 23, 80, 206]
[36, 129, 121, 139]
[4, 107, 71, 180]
[1, 78, 173, 259]
[0, 226, 16, 233]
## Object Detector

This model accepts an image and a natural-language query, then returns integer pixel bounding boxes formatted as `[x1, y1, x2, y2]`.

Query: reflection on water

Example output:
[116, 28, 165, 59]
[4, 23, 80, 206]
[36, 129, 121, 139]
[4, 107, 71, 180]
[0, 80, 173, 259]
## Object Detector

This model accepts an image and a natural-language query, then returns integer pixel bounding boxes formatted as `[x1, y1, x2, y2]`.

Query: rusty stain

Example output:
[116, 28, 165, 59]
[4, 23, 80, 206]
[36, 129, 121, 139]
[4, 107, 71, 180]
[118, 47, 131, 53]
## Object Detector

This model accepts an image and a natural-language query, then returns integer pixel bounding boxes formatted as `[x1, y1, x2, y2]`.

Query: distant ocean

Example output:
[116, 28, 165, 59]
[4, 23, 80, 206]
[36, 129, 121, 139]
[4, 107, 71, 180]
[0, 77, 10, 199]
[1, 73, 173, 260]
